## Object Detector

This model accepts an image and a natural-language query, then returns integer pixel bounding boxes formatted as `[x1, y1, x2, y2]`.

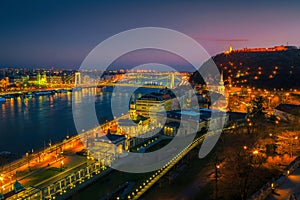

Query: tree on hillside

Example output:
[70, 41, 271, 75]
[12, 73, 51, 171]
[249, 96, 266, 119]
[219, 132, 266, 200]
[0, 79, 8, 91]
[246, 96, 267, 134]
[275, 131, 299, 158]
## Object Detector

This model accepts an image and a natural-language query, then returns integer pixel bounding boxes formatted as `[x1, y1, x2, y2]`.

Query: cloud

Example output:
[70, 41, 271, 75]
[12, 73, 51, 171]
[193, 36, 249, 42]
[213, 38, 250, 42]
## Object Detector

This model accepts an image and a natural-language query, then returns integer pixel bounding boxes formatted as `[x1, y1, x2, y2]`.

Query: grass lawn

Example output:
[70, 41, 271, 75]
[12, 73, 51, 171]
[72, 170, 152, 199]
[24, 167, 61, 187]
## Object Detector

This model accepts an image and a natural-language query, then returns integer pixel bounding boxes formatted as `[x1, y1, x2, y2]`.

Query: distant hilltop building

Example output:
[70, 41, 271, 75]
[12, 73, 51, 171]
[225, 44, 298, 54]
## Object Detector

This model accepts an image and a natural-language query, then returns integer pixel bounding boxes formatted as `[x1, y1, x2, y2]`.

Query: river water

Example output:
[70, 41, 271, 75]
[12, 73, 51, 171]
[0, 87, 159, 155]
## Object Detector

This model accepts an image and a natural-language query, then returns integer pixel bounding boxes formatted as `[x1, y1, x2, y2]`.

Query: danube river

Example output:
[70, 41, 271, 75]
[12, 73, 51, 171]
[0, 87, 158, 156]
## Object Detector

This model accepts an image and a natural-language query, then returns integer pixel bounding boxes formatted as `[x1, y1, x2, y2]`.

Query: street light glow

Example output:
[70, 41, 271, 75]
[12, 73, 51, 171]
[253, 150, 259, 155]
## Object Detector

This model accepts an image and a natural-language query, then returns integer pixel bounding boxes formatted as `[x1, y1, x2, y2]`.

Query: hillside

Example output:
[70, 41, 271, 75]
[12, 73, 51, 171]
[190, 49, 300, 89]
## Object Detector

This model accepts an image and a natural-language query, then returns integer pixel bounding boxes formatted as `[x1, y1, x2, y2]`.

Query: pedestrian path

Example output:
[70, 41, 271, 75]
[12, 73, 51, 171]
[267, 168, 300, 200]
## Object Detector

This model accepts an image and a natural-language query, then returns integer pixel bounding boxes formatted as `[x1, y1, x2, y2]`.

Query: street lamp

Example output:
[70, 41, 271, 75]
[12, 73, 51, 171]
[213, 154, 222, 200]
[214, 162, 221, 200]
[291, 136, 298, 158]
[26, 152, 30, 170]
[253, 150, 259, 155]
[60, 161, 64, 171]
[271, 182, 275, 193]
[0, 174, 3, 193]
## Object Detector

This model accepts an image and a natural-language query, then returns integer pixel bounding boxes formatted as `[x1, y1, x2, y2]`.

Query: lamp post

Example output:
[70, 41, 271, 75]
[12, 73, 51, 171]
[285, 93, 290, 103]
[251, 149, 263, 168]
[271, 181, 275, 193]
[26, 152, 30, 171]
[0, 174, 3, 193]
[253, 150, 259, 155]
[268, 96, 271, 109]
[214, 156, 221, 200]
[291, 136, 298, 158]
[60, 161, 64, 171]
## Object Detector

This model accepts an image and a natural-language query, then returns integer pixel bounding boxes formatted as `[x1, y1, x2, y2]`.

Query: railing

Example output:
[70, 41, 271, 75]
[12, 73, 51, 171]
[130, 134, 207, 200]
[1, 135, 81, 175]
[249, 156, 300, 200]
[7, 161, 111, 200]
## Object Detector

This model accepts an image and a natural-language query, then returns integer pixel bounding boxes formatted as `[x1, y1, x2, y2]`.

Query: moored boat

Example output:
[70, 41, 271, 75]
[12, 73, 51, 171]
[34, 91, 55, 96]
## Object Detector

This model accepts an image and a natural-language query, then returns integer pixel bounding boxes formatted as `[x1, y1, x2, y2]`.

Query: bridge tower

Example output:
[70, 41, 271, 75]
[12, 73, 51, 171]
[170, 73, 175, 89]
[75, 72, 81, 86]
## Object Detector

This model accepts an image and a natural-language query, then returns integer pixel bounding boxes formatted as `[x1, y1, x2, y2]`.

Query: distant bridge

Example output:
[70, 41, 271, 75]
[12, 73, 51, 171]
[97, 82, 167, 89]
[75, 72, 190, 89]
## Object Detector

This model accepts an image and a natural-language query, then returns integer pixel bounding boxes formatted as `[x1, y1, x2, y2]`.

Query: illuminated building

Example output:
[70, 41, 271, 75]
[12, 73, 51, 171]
[225, 44, 233, 54]
[5, 77, 9, 85]
[164, 122, 179, 136]
[89, 132, 130, 165]
[48, 76, 63, 84]
[21, 75, 29, 86]
[227, 45, 297, 53]
[134, 89, 176, 118]
[0, 77, 9, 90]
[35, 72, 47, 85]
[157, 109, 207, 137]
[117, 117, 161, 147]
[129, 101, 137, 120]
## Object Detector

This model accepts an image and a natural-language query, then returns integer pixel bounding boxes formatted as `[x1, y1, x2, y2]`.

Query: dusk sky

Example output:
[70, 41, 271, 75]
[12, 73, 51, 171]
[1, 0, 300, 68]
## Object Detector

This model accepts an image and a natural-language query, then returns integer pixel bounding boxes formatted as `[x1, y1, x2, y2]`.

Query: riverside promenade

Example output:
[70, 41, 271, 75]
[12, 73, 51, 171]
[267, 168, 300, 200]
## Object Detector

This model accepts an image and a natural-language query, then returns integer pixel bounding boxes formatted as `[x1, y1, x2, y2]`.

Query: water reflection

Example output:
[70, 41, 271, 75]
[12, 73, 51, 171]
[0, 87, 159, 155]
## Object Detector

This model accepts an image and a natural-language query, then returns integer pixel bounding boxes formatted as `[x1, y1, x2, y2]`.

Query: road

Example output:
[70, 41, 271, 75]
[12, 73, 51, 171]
[131, 134, 208, 200]
[0, 141, 84, 193]
[0, 113, 124, 193]
[267, 168, 300, 200]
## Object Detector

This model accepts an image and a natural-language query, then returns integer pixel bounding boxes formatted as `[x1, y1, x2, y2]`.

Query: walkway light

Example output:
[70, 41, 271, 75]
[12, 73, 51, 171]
[253, 150, 259, 155]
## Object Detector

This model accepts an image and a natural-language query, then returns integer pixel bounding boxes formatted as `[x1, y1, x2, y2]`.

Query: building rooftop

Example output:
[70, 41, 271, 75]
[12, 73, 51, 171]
[137, 88, 176, 101]
[165, 121, 180, 128]
[12, 180, 24, 193]
[97, 132, 126, 144]
[118, 118, 136, 126]
[177, 110, 201, 117]
[275, 104, 300, 116]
